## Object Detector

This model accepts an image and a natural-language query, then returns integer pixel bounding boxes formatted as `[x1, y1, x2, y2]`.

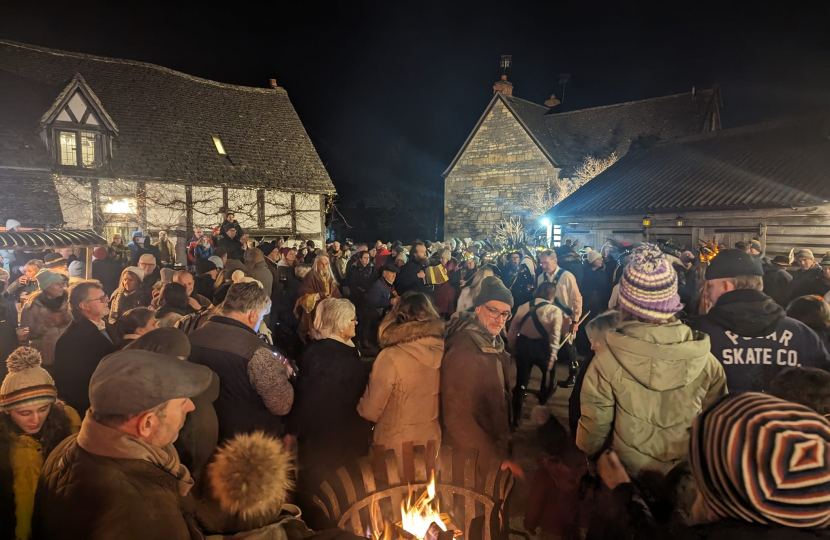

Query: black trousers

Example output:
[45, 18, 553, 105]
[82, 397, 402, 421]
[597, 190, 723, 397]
[512, 335, 553, 424]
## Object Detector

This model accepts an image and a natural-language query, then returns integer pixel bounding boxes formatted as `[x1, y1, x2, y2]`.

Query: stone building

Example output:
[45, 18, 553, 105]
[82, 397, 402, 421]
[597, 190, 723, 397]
[549, 114, 830, 257]
[442, 75, 722, 241]
[0, 40, 333, 258]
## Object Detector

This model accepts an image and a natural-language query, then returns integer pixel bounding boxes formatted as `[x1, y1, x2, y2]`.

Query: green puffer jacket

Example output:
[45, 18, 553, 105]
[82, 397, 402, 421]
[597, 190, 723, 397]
[576, 320, 727, 474]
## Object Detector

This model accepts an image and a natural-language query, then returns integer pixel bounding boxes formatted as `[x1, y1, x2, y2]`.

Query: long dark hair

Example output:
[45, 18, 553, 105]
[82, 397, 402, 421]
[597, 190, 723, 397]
[0, 401, 75, 537]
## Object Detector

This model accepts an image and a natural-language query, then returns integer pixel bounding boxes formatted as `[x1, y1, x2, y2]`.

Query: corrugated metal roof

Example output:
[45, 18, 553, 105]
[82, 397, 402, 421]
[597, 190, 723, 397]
[0, 230, 107, 250]
[550, 115, 830, 217]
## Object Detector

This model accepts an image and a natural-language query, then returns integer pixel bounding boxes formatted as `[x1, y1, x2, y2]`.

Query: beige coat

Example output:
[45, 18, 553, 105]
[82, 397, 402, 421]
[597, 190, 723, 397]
[358, 318, 444, 459]
[577, 320, 727, 474]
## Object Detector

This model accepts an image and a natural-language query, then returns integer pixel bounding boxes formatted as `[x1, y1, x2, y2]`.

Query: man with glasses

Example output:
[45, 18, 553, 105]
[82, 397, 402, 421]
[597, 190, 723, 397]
[442, 276, 522, 486]
[53, 280, 117, 415]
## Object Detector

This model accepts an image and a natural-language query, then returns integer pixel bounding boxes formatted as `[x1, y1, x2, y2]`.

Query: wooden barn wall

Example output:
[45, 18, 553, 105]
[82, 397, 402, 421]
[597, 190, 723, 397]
[555, 206, 830, 257]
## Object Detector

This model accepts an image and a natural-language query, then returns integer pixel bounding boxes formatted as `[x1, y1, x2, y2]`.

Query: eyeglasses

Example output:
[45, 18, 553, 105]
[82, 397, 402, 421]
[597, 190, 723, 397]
[483, 305, 512, 321]
[86, 295, 109, 304]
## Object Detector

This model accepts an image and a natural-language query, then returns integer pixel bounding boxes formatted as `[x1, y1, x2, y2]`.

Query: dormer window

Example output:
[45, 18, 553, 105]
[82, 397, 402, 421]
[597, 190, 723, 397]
[41, 74, 119, 171]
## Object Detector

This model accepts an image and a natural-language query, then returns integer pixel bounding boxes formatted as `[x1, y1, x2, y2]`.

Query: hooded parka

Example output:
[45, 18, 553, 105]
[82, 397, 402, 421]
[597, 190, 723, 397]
[358, 318, 444, 460]
[577, 320, 727, 474]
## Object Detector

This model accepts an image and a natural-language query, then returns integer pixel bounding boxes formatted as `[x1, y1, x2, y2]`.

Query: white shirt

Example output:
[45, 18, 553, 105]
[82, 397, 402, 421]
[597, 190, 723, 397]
[507, 298, 563, 355]
[537, 268, 583, 322]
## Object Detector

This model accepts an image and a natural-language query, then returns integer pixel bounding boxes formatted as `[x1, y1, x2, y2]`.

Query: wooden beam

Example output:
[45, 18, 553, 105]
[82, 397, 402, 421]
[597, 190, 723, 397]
[257, 189, 266, 228]
[185, 185, 194, 240]
[84, 245, 94, 280]
[290, 193, 297, 236]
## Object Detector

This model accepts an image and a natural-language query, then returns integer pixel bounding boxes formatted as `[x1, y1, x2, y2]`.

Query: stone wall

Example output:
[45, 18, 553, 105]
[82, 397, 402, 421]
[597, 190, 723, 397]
[444, 100, 560, 241]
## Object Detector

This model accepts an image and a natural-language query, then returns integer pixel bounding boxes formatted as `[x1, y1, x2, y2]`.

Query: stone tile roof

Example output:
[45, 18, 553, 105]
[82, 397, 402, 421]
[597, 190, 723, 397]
[443, 89, 719, 178]
[551, 114, 830, 217]
[0, 171, 64, 228]
[0, 39, 334, 193]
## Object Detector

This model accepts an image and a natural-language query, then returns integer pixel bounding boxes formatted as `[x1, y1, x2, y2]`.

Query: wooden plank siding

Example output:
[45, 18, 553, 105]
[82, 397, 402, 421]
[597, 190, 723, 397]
[556, 205, 830, 257]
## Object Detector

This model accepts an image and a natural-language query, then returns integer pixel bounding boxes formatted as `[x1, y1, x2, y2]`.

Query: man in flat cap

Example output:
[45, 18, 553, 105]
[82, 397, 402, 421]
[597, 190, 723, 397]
[32, 349, 213, 540]
[689, 249, 830, 394]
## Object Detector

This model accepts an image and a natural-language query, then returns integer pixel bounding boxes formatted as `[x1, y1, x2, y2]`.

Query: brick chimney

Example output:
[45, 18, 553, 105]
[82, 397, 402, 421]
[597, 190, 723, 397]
[544, 94, 561, 108]
[269, 79, 277, 89]
[493, 74, 513, 96]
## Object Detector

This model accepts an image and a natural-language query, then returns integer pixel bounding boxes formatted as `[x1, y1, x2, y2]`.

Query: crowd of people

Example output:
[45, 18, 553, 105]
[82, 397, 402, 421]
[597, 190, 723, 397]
[3, 217, 830, 539]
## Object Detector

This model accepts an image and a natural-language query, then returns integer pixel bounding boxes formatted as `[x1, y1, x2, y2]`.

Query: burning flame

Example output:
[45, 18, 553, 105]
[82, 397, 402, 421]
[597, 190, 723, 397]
[369, 471, 449, 540]
[400, 471, 447, 539]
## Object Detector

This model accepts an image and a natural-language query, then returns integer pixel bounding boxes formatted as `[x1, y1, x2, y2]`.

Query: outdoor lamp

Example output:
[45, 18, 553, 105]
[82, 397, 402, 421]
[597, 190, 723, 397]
[642, 215, 652, 227]
[540, 217, 551, 227]
[675, 216, 684, 227]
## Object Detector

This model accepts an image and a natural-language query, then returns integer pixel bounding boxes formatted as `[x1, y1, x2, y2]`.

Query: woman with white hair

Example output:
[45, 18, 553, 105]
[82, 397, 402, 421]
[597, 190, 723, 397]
[294, 255, 341, 342]
[289, 298, 370, 487]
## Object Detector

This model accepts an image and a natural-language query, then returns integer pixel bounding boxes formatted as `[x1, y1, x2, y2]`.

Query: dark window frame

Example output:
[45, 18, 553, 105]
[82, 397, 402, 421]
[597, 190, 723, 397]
[53, 126, 104, 169]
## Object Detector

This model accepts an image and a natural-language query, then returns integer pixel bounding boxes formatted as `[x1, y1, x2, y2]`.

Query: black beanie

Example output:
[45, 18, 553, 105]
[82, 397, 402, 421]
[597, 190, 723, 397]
[475, 276, 514, 308]
[705, 249, 764, 280]
[259, 242, 276, 257]
[194, 258, 217, 275]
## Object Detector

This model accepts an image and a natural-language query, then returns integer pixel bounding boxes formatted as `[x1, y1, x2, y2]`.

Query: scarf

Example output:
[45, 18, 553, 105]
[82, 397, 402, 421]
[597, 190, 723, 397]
[39, 292, 67, 312]
[77, 413, 194, 496]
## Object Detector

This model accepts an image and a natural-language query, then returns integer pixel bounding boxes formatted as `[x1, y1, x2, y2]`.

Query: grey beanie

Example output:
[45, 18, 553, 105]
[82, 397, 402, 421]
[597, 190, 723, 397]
[475, 276, 514, 308]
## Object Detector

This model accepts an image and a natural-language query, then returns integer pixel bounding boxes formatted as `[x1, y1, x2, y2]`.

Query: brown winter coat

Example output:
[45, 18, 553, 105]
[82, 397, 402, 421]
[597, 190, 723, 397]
[358, 319, 444, 459]
[19, 292, 71, 366]
[440, 311, 511, 484]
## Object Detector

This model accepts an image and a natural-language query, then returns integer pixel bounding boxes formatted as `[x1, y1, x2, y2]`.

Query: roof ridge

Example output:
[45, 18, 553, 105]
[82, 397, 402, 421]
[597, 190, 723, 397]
[652, 112, 829, 147]
[505, 95, 550, 111]
[543, 89, 715, 118]
[0, 39, 287, 95]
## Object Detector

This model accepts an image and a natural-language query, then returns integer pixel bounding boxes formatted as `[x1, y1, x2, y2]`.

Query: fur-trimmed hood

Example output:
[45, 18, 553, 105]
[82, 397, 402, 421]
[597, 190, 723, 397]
[379, 318, 444, 348]
[198, 431, 294, 534]
[379, 318, 445, 369]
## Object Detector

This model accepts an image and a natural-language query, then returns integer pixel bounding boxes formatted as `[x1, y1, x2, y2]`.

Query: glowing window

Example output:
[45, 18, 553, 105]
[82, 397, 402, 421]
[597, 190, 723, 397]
[104, 198, 137, 214]
[59, 131, 77, 166]
[212, 136, 226, 155]
[81, 132, 97, 167]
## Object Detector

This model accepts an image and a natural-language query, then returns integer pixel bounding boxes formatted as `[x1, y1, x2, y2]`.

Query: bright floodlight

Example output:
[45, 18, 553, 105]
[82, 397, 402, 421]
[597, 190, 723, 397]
[540, 217, 551, 227]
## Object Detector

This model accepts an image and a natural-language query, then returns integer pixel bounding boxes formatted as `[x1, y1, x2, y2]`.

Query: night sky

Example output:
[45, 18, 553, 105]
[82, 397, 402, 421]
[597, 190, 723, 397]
[3, 1, 828, 241]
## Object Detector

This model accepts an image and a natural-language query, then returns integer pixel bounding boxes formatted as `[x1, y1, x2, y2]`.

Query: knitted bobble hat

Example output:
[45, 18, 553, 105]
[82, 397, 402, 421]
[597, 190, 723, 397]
[690, 393, 830, 528]
[618, 244, 683, 321]
[0, 347, 57, 411]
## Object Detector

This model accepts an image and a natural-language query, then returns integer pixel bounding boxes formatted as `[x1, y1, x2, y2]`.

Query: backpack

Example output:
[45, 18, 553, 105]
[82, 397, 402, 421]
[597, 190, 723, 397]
[175, 308, 209, 335]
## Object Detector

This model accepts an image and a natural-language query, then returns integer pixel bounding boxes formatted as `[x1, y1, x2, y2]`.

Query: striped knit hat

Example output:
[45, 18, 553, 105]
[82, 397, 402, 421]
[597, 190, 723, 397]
[618, 244, 682, 321]
[0, 347, 57, 411]
[690, 392, 830, 528]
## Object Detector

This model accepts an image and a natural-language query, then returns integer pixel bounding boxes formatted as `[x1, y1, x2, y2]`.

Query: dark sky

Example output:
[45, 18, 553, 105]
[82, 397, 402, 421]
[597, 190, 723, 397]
[3, 0, 829, 239]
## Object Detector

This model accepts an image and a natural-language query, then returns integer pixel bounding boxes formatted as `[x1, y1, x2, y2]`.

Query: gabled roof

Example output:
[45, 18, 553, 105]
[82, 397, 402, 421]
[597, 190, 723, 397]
[550, 114, 830, 218]
[41, 73, 119, 133]
[443, 88, 719, 178]
[0, 39, 334, 193]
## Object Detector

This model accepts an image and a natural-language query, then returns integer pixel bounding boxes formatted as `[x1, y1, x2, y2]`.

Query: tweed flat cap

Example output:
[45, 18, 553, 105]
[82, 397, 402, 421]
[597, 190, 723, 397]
[89, 349, 212, 415]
